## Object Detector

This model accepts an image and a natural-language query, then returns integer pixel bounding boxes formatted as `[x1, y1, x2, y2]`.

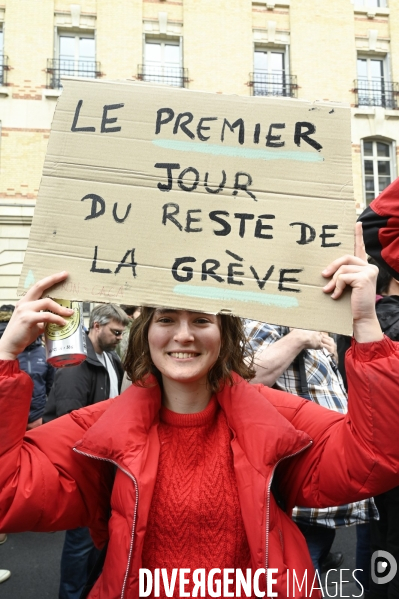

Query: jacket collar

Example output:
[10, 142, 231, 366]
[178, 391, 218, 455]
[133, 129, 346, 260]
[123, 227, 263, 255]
[76, 374, 310, 477]
[216, 373, 310, 477]
[75, 377, 161, 468]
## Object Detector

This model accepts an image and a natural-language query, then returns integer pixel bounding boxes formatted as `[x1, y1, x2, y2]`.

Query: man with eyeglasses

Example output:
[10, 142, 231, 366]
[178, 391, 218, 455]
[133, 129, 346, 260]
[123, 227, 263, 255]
[43, 303, 130, 599]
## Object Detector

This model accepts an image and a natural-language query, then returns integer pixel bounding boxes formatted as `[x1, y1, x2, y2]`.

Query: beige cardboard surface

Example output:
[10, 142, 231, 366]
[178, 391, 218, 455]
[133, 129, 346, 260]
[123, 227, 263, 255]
[19, 79, 356, 334]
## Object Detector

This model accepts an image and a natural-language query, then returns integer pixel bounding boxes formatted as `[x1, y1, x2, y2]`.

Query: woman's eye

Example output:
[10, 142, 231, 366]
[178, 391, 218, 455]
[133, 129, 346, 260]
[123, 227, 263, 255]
[196, 318, 210, 324]
[158, 317, 173, 323]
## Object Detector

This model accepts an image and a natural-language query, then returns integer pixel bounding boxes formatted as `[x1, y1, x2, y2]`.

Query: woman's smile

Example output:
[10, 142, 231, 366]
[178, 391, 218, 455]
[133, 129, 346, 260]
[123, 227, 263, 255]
[148, 309, 221, 388]
[168, 351, 200, 359]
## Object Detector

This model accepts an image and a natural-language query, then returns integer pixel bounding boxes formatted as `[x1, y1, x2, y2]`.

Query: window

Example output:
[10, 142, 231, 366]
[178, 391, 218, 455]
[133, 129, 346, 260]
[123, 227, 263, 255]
[0, 27, 4, 85]
[251, 48, 296, 97]
[362, 140, 393, 204]
[354, 0, 387, 7]
[47, 32, 99, 89]
[59, 34, 96, 77]
[138, 39, 187, 87]
[82, 302, 91, 317]
[356, 55, 396, 108]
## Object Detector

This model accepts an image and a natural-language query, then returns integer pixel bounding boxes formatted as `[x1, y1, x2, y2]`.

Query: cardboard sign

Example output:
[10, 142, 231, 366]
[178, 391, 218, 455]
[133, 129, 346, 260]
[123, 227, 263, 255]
[19, 79, 356, 334]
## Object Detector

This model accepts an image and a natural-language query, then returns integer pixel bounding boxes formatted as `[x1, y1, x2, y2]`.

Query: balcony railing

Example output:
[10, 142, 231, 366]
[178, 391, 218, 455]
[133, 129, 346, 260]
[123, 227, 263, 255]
[137, 64, 189, 88]
[46, 58, 102, 89]
[249, 71, 298, 98]
[353, 78, 399, 109]
[0, 55, 9, 86]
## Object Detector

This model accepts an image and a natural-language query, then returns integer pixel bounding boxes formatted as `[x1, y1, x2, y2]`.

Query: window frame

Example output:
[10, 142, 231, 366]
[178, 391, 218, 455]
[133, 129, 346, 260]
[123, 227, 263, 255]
[361, 138, 396, 206]
[0, 25, 4, 85]
[55, 29, 97, 80]
[142, 35, 184, 87]
[252, 44, 293, 97]
[356, 53, 394, 108]
[353, 0, 387, 7]
[144, 37, 182, 68]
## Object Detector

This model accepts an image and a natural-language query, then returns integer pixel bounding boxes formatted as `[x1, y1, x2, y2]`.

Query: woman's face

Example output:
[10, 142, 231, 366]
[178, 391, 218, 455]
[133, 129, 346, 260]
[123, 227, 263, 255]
[148, 309, 221, 387]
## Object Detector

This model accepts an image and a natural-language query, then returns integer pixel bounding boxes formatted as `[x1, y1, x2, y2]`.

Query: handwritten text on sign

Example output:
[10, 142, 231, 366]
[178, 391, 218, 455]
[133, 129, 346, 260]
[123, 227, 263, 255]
[20, 80, 355, 333]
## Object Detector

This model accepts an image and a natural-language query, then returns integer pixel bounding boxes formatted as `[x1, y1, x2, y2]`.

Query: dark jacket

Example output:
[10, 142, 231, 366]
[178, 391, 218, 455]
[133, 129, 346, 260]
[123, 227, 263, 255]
[43, 334, 123, 422]
[18, 338, 55, 423]
[375, 295, 399, 341]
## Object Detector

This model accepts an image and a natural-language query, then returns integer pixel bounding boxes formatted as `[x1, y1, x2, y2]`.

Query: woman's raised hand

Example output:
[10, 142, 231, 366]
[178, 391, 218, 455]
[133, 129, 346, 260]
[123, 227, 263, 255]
[322, 223, 383, 343]
[0, 272, 73, 361]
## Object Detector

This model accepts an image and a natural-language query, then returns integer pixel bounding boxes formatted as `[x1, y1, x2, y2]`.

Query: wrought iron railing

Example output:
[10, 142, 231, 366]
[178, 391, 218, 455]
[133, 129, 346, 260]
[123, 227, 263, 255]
[353, 78, 399, 109]
[249, 71, 297, 97]
[46, 58, 101, 89]
[0, 55, 9, 86]
[137, 64, 189, 88]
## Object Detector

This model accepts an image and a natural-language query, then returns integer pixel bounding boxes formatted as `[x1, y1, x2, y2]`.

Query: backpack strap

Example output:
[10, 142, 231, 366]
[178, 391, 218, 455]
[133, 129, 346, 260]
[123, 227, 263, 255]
[297, 350, 311, 400]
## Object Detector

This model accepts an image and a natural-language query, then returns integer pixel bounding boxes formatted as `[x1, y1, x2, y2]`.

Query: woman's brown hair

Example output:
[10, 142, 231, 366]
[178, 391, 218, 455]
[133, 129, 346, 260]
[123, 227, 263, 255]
[123, 308, 255, 393]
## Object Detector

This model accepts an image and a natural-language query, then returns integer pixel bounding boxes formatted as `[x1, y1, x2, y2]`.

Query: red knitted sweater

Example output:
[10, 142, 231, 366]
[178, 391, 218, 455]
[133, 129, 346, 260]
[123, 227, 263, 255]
[141, 395, 251, 597]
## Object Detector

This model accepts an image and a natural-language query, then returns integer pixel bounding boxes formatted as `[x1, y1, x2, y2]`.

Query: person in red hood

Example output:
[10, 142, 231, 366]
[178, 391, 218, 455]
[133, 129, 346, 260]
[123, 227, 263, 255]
[0, 225, 398, 599]
[358, 175, 399, 281]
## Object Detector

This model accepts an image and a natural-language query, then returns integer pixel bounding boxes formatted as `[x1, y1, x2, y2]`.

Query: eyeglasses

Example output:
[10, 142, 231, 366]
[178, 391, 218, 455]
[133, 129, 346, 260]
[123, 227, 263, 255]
[109, 328, 124, 337]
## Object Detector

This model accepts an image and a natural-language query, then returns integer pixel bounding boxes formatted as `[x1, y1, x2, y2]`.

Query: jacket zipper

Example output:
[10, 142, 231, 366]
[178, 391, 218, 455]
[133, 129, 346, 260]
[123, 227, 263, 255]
[265, 440, 313, 577]
[73, 448, 139, 599]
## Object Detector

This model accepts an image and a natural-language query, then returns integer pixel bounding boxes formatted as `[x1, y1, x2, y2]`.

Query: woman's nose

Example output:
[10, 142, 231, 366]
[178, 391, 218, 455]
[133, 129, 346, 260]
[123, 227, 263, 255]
[174, 322, 194, 342]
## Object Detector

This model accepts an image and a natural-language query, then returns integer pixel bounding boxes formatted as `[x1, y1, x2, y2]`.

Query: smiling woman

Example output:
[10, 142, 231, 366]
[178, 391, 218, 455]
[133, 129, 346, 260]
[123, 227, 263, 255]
[123, 307, 254, 400]
[1, 230, 399, 599]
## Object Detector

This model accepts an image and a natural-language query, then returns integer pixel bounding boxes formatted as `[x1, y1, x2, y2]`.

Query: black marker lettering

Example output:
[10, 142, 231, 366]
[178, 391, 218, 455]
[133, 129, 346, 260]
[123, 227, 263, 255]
[320, 225, 341, 247]
[185, 209, 202, 233]
[101, 103, 124, 133]
[255, 214, 275, 239]
[155, 108, 174, 134]
[226, 250, 244, 261]
[201, 259, 224, 283]
[81, 194, 106, 220]
[294, 122, 323, 152]
[178, 167, 200, 192]
[114, 249, 137, 277]
[171, 257, 196, 282]
[250, 265, 275, 290]
[173, 112, 195, 139]
[209, 210, 231, 236]
[254, 123, 261, 145]
[90, 246, 112, 274]
[227, 262, 244, 286]
[162, 203, 183, 231]
[197, 117, 217, 141]
[112, 202, 131, 224]
[221, 118, 245, 145]
[266, 123, 285, 148]
[234, 213, 255, 238]
[155, 163, 180, 192]
[232, 172, 256, 201]
[290, 222, 316, 245]
[278, 268, 303, 293]
[71, 100, 95, 132]
[204, 170, 226, 194]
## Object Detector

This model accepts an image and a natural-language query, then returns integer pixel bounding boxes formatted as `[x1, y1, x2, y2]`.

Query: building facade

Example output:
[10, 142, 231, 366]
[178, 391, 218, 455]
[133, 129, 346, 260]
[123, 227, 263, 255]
[0, 0, 398, 303]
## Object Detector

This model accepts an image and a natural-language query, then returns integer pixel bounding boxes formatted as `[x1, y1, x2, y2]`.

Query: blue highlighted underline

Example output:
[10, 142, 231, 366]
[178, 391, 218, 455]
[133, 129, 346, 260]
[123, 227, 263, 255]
[153, 139, 324, 163]
[173, 285, 299, 309]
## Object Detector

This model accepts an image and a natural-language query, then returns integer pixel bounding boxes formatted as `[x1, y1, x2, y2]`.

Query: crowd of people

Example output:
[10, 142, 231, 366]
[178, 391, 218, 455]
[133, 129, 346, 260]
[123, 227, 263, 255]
[0, 204, 399, 599]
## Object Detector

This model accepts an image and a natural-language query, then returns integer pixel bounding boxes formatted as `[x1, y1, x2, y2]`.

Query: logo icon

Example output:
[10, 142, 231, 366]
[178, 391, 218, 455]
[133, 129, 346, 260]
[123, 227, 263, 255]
[371, 550, 397, 585]
[46, 301, 80, 341]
